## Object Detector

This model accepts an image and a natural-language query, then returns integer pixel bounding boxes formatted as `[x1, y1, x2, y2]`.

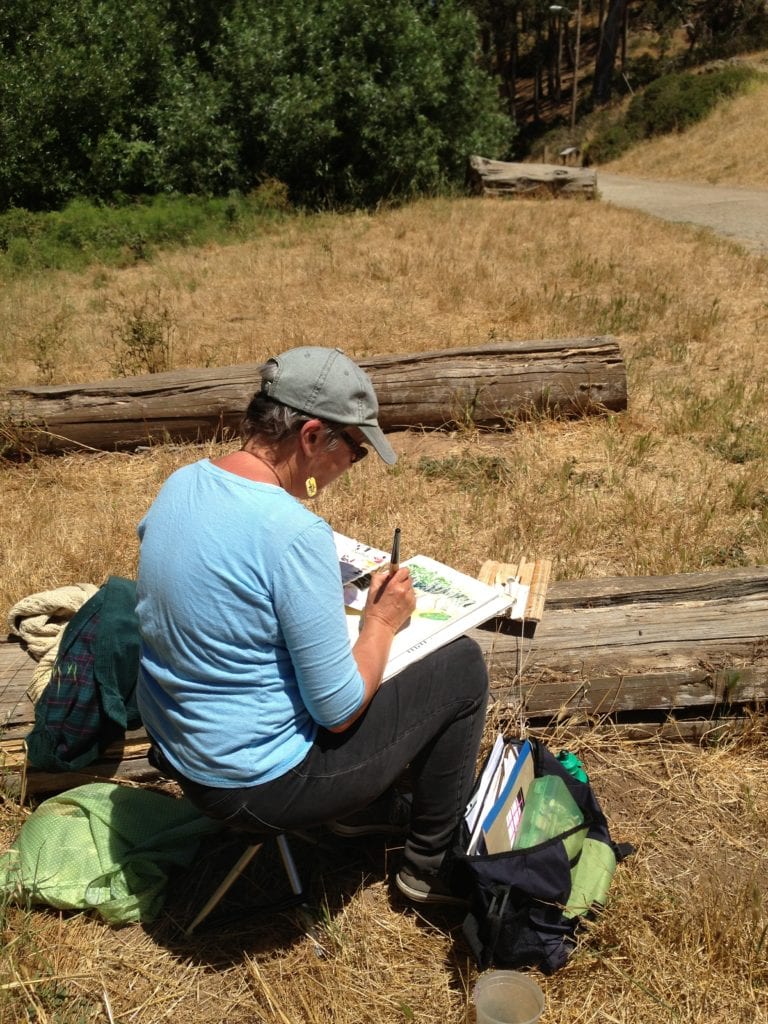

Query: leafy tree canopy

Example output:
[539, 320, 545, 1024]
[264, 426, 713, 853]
[0, 0, 511, 211]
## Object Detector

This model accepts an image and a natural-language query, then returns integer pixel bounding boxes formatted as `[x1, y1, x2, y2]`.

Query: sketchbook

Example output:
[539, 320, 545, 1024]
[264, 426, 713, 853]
[465, 733, 506, 855]
[463, 735, 535, 856]
[334, 533, 515, 681]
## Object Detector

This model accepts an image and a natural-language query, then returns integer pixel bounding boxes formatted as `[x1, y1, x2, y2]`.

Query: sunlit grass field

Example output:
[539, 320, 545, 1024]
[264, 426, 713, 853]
[2, 193, 767, 608]
[2, 173, 768, 1022]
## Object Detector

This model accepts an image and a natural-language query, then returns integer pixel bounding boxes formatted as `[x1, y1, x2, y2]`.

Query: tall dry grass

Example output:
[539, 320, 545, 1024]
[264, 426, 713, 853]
[2, 193, 768, 1023]
[605, 68, 768, 186]
[2, 196, 767, 608]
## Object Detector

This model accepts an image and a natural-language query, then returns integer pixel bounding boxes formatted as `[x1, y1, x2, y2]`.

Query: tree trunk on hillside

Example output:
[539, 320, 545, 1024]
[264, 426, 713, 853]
[498, 5, 520, 120]
[1, 339, 626, 455]
[597, 0, 607, 55]
[509, 14, 519, 118]
[554, 6, 564, 102]
[593, 0, 631, 105]
[533, 9, 543, 120]
[472, 2, 520, 120]
[547, 14, 557, 99]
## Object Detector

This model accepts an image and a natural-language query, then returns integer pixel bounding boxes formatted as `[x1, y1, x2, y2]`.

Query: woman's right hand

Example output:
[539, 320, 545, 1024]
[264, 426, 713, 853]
[363, 567, 417, 634]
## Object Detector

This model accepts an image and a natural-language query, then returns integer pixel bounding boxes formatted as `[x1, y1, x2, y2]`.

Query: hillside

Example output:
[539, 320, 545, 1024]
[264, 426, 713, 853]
[603, 60, 768, 187]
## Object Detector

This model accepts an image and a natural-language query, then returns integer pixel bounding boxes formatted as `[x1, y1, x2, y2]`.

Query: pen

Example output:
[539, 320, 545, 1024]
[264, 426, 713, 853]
[390, 527, 401, 574]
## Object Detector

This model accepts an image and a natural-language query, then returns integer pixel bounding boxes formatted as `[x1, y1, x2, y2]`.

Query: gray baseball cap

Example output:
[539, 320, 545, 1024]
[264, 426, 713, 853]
[262, 346, 397, 465]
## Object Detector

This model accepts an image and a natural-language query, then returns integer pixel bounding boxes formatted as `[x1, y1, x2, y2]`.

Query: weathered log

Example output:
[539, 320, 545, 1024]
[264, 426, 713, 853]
[468, 155, 597, 199]
[471, 565, 768, 719]
[1, 338, 626, 455]
[2, 566, 765, 794]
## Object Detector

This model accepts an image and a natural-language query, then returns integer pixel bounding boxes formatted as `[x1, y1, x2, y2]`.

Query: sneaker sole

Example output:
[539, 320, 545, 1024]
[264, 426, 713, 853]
[394, 872, 468, 907]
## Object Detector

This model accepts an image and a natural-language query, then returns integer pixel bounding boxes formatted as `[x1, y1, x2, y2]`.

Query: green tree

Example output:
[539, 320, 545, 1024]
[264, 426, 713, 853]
[0, 0, 170, 208]
[216, 0, 511, 206]
[0, 0, 511, 210]
[146, 57, 241, 195]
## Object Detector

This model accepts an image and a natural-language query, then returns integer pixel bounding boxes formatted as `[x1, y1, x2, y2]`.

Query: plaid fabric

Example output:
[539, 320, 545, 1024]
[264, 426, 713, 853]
[43, 611, 102, 759]
[26, 577, 141, 772]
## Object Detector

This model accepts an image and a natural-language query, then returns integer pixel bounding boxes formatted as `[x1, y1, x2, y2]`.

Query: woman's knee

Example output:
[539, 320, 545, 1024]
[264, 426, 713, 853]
[445, 636, 489, 702]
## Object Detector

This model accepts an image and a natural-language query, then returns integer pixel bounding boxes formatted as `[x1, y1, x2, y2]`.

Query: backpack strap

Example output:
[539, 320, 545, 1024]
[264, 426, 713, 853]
[462, 883, 510, 970]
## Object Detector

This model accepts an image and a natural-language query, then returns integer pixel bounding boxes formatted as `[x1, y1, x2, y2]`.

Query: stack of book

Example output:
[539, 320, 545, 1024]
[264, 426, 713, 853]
[463, 735, 587, 858]
[464, 737, 535, 855]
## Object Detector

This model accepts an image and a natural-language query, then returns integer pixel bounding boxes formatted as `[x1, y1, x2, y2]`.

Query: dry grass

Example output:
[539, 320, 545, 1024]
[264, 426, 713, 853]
[2, 187, 768, 1022]
[605, 60, 768, 186]
[2, 196, 768, 607]
[2, 719, 767, 1023]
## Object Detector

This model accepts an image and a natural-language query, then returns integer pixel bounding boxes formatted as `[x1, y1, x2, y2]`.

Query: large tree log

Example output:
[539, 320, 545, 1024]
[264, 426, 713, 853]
[2, 566, 765, 794]
[1, 338, 626, 455]
[468, 155, 597, 198]
[471, 566, 768, 721]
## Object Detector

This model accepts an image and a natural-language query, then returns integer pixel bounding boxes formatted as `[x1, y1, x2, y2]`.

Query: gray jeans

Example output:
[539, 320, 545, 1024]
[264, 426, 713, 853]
[152, 636, 489, 874]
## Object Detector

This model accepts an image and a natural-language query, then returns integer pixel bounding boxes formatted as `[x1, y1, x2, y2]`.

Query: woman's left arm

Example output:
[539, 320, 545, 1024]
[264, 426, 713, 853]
[328, 567, 415, 732]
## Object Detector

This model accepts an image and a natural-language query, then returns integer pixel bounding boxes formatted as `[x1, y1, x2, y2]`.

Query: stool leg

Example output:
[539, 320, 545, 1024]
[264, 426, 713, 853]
[276, 834, 304, 898]
[185, 841, 264, 936]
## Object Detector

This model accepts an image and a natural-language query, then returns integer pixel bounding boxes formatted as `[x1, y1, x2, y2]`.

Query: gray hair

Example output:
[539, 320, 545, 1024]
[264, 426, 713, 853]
[241, 360, 342, 452]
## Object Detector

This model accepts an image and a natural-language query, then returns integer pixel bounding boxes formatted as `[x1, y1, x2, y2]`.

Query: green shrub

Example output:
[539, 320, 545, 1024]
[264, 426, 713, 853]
[0, 0, 170, 210]
[0, 0, 512, 211]
[216, 0, 510, 207]
[626, 65, 758, 137]
[109, 289, 175, 376]
[588, 123, 636, 165]
[0, 191, 291, 275]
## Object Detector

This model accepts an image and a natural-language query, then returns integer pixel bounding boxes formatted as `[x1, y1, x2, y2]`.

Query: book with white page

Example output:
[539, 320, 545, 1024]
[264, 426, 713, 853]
[465, 734, 505, 833]
[333, 533, 514, 681]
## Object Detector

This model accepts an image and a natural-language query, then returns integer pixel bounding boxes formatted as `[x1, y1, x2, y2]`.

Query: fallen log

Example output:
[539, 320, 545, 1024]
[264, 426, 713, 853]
[1, 338, 626, 455]
[2, 566, 765, 795]
[468, 155, 597, 199]
[472, 565, 768, 720]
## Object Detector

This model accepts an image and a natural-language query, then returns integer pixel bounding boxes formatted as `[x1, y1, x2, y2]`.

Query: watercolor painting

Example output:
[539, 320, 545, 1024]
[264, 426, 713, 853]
[407, 563, 476, 621]
[334, 532, 389, 586]
[334, 540, 514, 681]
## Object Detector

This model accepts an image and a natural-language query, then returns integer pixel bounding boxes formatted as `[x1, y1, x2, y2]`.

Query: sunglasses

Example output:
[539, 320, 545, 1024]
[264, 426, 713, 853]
[337, 429, 369, 464]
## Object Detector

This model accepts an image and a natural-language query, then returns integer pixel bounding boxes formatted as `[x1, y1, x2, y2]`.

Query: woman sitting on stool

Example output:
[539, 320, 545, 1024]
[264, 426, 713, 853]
[136, 346, 488, 905]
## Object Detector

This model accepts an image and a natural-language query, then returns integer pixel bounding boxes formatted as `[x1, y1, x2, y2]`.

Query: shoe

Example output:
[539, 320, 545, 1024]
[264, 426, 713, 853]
[395, 864, 468, 907]
[328, 791, 412, 838]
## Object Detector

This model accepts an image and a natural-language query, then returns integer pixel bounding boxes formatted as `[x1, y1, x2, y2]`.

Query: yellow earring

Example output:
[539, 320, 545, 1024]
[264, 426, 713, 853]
[305, 476, 317, 498]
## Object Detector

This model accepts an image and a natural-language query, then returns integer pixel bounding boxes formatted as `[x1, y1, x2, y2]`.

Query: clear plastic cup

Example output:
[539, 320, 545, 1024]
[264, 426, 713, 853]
[473, 970, 545, 1024]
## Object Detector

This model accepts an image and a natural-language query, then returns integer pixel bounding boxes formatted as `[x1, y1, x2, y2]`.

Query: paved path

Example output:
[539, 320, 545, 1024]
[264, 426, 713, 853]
[597, 172, 768, 254]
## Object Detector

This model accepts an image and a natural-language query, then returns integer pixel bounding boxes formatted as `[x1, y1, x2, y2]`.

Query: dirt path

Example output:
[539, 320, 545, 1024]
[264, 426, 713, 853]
[597, 172, 768, 254]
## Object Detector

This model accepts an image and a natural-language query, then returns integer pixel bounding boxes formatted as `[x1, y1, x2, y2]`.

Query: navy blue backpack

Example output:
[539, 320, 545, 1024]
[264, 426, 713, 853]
[452, 739, 633, 974]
